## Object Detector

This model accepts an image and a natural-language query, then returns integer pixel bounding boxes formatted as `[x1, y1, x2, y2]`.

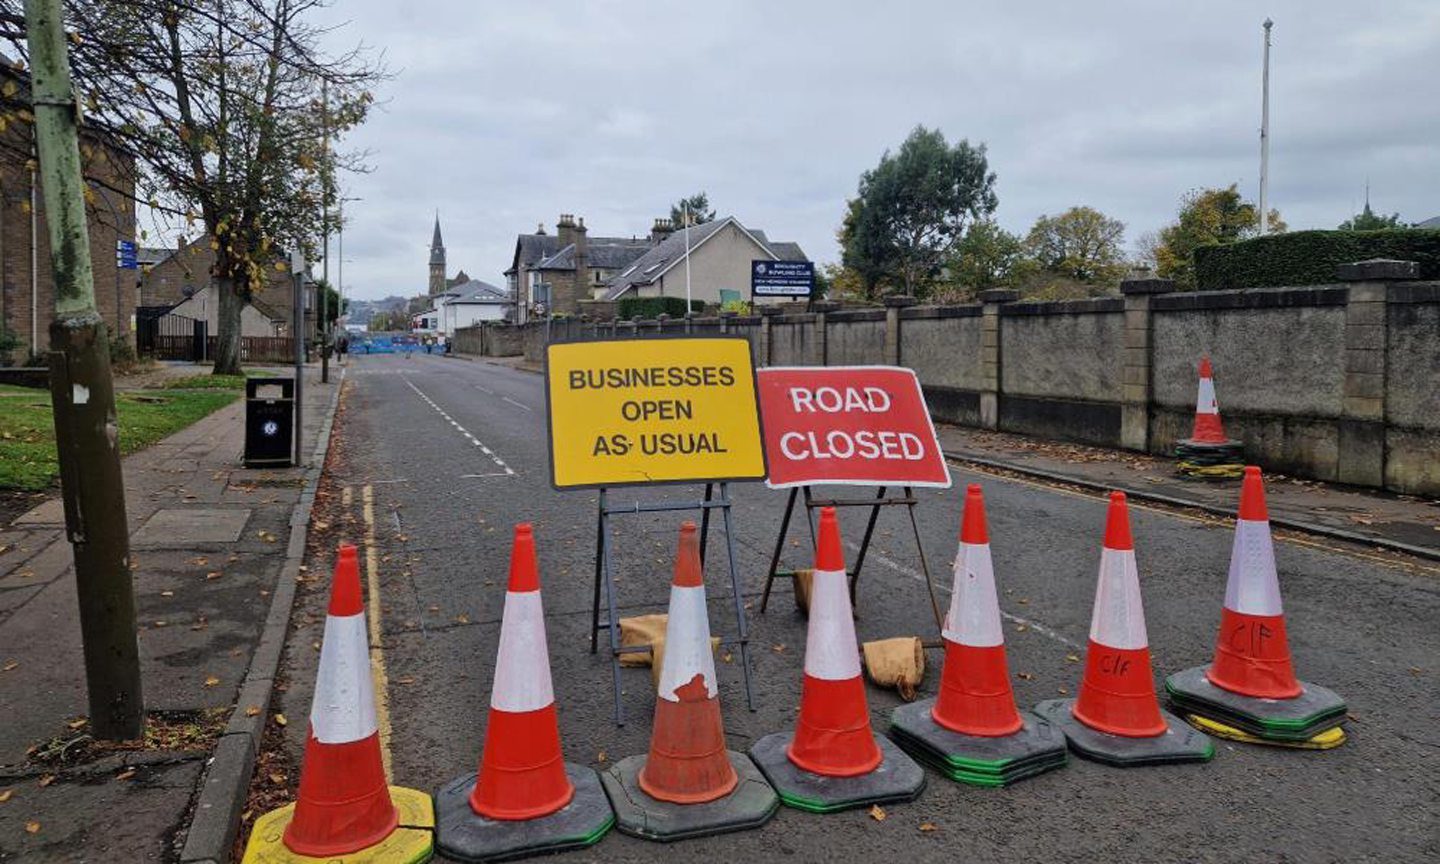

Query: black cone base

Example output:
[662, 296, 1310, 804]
[435, 763, 614, 863]
[889, 700, 1067, 787]
[1033, 699, 1214, 767]
[599, 751, 778, 842]
[749, 732, 925, 813]
[1165, 665, 1347, 743]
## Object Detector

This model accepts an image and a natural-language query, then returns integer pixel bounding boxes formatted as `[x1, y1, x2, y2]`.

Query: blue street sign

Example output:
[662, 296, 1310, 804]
[116, 239, 138, 270]
[751, 259, 813, 297]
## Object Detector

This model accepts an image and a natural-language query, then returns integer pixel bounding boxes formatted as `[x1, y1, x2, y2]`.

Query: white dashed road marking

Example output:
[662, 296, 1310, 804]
[502, 396, 532, 412]
[404, 378, 515, 477]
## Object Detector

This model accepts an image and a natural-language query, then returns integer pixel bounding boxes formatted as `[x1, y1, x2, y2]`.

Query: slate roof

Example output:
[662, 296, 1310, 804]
[602, 216, 808, 300]
[1415, 216, 1440, 229]
[535, 239, 653, 271]
[447, 280, 509, 303]
[506, 233, 562, 275]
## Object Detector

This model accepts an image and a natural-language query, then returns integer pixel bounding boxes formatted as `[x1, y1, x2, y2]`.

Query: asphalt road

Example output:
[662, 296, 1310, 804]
[286, 351, 1439, 863]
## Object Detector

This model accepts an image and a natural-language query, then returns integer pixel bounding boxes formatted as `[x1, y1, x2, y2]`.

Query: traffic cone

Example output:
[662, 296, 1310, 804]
[751, 508, 925, 811]
[1166, 468, 1348, 747]
[888, 485, 1068, 788]
[1033, 493, 1214, 766]
[932, 484, 1024, 737]
[435, 524, 614, 861]
[638, 522, 739, 804]
[243, 545, 433, 863]
[1189, 356, 1227, 445]
[600, 521, 778, 841]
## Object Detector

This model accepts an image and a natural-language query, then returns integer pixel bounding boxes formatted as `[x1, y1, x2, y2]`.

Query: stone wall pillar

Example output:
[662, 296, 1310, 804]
[1118, 277, 1174, 451]
[758, 305, 782, 367]
[976, 289, 1017, 429]
[1335, 259, 1415, 486]
[811, 300, 838, 366]
[719, 310, 735, 335]
[884, 295, 915, 365]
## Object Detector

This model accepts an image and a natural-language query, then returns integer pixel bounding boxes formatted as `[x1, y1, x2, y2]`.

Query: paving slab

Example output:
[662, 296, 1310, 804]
[132, 508, 252, 546]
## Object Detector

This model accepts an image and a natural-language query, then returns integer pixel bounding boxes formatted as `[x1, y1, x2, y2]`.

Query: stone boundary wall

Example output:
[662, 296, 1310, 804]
[452, 262, 1440, 494]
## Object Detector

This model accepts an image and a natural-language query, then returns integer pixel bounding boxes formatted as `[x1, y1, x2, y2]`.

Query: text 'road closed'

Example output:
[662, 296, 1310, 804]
[545, 338, 766, 488]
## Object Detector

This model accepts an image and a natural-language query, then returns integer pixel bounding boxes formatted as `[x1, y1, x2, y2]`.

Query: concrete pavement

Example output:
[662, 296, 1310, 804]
[260, 351, 1438, 863]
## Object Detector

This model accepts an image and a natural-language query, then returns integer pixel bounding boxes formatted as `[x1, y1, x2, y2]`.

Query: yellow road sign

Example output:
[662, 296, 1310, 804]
[545, 337, 766, 488]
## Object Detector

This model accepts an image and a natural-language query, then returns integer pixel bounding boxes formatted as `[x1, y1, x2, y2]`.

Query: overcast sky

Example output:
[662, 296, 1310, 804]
[310, 1, 1439, 301]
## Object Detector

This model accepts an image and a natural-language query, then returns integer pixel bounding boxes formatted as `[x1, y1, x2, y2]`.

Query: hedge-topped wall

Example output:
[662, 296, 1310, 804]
[1194, 229, 1440, 290]
[616, 296, 706, 319]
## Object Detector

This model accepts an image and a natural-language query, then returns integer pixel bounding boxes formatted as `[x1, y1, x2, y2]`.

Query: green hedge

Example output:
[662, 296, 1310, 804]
[1194, 229, 1440, 290]
[617, 296, 706, 319]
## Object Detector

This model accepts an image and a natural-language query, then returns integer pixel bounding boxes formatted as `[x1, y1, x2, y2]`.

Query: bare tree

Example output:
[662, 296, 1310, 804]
[0, 0, 383, 373]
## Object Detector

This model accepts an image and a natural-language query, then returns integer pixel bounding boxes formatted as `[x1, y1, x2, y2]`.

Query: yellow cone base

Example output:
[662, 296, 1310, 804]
[242, 785, 435, 864]
[1184, 714, 1347, 750]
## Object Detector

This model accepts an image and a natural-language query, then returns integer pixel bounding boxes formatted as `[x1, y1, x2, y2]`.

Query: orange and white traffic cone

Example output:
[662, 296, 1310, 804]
[602, 522, 778, 841]
[751, 508, 925, 811]
[243, 545, 433, 863]
[638, 522, 738, 804]
[889, 484, 1068, 788]
[1166, 468, 1348, 747]
[1177, 357, 1244, 478]
[1189, 356, 1227, 445]
[1034, 493, 1214, 766]
[931, 484, 1024, 737]
[436, 524, 614, 861]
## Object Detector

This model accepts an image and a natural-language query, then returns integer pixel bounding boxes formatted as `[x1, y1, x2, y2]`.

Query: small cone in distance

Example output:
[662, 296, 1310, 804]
[1189, 356, 1228, 445]
[1071, 493, 1167, 738]
[787, 508, 883, 777]
[638, 522, 739, 804]
[932, 484, 1024, 737]
[469, 524, 575, 820]
[1205, 467, 1302, 699]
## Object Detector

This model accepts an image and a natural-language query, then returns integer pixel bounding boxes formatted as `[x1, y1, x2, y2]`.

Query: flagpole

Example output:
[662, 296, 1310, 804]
[683, 201, 692, 313]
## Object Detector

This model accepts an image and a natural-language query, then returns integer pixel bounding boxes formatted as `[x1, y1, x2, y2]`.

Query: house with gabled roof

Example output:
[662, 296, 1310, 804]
[602, 216, 808, 307]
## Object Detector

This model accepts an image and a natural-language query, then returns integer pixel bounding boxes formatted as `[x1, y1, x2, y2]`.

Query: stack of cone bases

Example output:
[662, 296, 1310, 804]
[889, 485, 1068, 787]
[1176, 356, 1244, 479]
[1166, 468, 1348, 750]
[749, 508, 926, 812]
[1033, 494, 1215, 767]
[435, 524, 614, 862]
[601, 522, 778, 842]
[243, 545, 433, 864]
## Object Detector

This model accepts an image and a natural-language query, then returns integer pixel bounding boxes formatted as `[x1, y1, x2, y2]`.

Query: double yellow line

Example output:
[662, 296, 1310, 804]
[360, 484, 395, 780]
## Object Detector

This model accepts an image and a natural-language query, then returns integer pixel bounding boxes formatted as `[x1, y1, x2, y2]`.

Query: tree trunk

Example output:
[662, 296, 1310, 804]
[212, 274, 243, 375]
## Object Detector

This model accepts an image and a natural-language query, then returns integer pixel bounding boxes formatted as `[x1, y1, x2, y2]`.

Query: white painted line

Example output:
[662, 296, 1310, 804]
[843, 539, 1083, 652]
[404, 378, 516, 477]
[474, 384, 494, 395]
[502, 396, 532, 412]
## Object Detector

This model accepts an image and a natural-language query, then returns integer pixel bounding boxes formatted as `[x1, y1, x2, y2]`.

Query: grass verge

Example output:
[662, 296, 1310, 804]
[0, 387, 239, 491]
[156, 369, 273, 391]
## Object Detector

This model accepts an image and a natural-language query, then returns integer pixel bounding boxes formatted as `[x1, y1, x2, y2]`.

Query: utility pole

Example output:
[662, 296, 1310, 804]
[319, 80, 330, 383]
[24, 0, 143, 740]
[1258, 18, 1273, 235]
[291, 249, 306, 466]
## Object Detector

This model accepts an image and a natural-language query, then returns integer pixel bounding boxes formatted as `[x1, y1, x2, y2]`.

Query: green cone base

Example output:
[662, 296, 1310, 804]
[888, 701, 1068, 787]
[1165, 666, 1347, 741]
[749, 732, 926, 813]
[599, 751, 778, 842]
[435, 764, 613, 863]
[1033, 699, 1215, 767]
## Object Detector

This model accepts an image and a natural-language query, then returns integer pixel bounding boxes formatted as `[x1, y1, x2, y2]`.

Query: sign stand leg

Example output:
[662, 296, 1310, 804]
[759, 486, 800, 613]
[904, 485, 944, 634]
[699, 482, 713, 568]
[589, 487, 607, 655]
[847, 486, 888, 607]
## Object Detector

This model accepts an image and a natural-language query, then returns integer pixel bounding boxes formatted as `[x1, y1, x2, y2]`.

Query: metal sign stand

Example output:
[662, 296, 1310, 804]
[589, 482, 757, 726]
[759, 485, 944, 634]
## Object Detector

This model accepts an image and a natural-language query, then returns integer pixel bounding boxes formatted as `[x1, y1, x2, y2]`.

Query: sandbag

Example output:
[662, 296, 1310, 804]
[863, 636, 926, 701]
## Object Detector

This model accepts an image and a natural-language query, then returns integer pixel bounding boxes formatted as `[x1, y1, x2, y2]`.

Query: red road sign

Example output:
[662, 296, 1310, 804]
[757, 366, 951, 489]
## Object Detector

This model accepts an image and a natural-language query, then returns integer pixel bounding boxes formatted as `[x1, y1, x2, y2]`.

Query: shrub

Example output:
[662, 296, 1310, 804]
[616, 296, 705, 320]
[1193, 229, 1440, 290]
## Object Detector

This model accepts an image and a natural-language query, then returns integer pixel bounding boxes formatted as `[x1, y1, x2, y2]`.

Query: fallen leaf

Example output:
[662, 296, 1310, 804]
[189, 556, 208, 566]
[274, 713, 288, 726]
[114, 769, 136, 782]
[1065, 653, 1080, 663]
[919, 821, 938, 832]
[160, 590, 175, 598]
[0, 789, 13, 803]
[205, 571, 222, 580]
[395, 676, 415, 685]
[38, 775, 55, 787]
[1016, 672, 1034, 681]
[268, 772, 285, 785]
[771, 643, 786, 654]
[67, 718, 86, 730]
[454, 614, 470, 625]
[2, 660, 17, 672]
[1014, 624, 1028, 632]
[868, 804, 887, 821]
[1057, 686, 1069, 695]
[153, 620, 168, 628]
[1017, 598, 1029, 605]
[1349, 515, 1374, 526]
[596, 750, 607, 763]
[204, 675, 220, 687]
[245, 705, 261, 717]
[25, 820, 40, 834]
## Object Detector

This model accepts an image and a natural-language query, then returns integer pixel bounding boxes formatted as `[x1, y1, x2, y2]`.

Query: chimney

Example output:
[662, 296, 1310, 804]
[574, 216, 589, 298]
[650, 217, 674, 244]
[535, 222, 547, 235]
[556, 213, 576, 249]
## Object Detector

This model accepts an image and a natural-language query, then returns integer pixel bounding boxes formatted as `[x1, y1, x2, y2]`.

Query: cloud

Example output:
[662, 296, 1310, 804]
[312, 0, 1440, 300]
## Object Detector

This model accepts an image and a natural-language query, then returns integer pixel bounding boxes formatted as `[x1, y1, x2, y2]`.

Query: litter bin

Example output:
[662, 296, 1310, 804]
[244, 377, 294, 467]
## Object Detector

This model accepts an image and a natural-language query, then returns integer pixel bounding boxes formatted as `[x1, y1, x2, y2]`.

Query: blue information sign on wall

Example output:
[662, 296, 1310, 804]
[116, 240, 138, 270]
[751, 259, 814, 297]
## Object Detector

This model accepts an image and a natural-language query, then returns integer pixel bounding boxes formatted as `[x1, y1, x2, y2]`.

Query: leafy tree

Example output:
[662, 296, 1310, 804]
[1024, 206, 1127, 284]
[841, 125, 997, 298]
[1154, 184, 1284, 288]
[1338, 203, 1404, 231]
[670, 192, 714, 227]
[312, 279, 343, 325]
[943, 219, 1026, 295]
[0, 0, 383, 374]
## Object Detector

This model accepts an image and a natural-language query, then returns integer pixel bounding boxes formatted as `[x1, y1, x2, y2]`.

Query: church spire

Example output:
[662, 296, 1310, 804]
[429, 211, 445, 265]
